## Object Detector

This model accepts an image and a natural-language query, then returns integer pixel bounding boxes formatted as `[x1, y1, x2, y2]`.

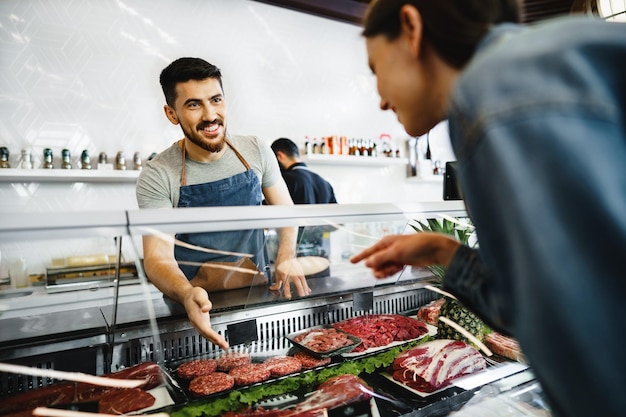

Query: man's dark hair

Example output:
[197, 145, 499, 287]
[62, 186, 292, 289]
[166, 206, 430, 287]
[271, 138, 300, 158]
[159, 57, 223, 106]
[362, 0, 520, 69]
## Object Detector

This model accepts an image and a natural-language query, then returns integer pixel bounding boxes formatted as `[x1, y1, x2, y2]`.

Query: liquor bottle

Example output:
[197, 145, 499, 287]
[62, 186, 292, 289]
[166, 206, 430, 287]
[80, 150, 92, 170]
[133, 152, 143, 171]
[0, 147, 10, 168]
[115, 151, 126, 170]
[20, 148, 33, 169]
[42, 148, 54, 169]
[61, 149, 72, 169]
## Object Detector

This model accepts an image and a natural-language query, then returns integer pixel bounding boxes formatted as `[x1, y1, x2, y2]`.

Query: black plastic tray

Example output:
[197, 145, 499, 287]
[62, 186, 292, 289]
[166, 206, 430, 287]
[286, 325, 362, 358]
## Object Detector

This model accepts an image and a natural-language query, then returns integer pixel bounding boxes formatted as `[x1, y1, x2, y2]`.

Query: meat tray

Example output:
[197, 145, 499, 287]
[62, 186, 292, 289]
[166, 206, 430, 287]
[341, 323, 438, 358]
[381, 359, 529, 398]
[166, 350, 324, 400]
[286, 325, 362, 358]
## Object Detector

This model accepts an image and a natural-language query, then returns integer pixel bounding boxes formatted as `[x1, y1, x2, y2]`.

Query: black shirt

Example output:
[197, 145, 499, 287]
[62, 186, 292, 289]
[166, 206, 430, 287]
[281, 162, 337, 204]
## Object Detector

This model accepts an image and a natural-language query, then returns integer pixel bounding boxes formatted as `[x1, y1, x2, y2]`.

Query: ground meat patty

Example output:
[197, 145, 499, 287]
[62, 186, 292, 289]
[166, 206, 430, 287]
[98, 388, 155, 414]
[263, 356, 302, 377]
[188, 372, 235, 396]
[216, 352, 251, 372]
[228, 363, 271, 385]
[293, 351, 331, 369]
[176, 359, 218, 379]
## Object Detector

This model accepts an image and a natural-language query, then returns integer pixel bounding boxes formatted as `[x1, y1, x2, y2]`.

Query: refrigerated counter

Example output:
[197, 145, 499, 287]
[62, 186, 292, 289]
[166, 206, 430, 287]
[0, 202, 544, 416]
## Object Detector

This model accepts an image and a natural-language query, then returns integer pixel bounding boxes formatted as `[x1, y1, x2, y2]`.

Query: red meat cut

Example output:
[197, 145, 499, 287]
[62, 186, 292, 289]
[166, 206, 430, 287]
[221, 374, 372, 417]
[98, 388, 155, 414]
[392, 339, 487, 392]
[333, 314, 429, 352]
[484, 332, 526, 362]
[417, 298, 445, 325]
[293, 328, 354, 353]
[0, 361, 162, 415]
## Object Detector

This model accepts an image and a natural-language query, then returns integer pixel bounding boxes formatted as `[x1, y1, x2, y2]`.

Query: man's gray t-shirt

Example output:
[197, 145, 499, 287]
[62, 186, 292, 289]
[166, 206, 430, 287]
[136, 134, 282, 209]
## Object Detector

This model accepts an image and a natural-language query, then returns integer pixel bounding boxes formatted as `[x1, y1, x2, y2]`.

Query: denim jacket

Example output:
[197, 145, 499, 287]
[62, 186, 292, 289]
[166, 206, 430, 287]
[444, 16, 626, 417]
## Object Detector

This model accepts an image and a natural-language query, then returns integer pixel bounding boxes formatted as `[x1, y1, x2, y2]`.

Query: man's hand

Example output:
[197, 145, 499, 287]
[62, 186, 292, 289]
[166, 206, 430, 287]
[272, 255, 311, 299]
[183, 286, 229, 351]
[350, 232, 460, 278]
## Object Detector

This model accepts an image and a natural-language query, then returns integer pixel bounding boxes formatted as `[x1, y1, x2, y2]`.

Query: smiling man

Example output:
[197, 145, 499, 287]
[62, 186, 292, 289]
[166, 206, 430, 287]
[136, 57, 309, 351]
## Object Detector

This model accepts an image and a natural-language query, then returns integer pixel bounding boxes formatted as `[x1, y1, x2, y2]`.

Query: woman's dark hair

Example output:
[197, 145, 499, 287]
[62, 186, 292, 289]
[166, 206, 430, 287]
[159, 57, 223, 106]
[362, 0, 520, 68]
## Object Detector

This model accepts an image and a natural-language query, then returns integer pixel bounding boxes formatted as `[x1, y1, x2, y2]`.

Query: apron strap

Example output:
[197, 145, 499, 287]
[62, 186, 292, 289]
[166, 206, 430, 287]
[180, 137, 252, 186]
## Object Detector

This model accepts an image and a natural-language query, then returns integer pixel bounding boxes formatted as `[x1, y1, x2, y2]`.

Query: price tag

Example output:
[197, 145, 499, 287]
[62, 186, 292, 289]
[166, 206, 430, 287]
[227, 319, 258, 347]
[353, 291, 374, 313]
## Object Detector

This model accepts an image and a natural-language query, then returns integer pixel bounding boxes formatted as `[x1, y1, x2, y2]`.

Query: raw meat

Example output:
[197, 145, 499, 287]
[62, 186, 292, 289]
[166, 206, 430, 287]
[392, 339, 487, 392]
[293, 374, 371, 412]
[221, 374, 371, 417]
[188, 372, 235, 396]
[229, 363, 271, 385]
[263, 356, 302, 377]
[333, 314, 429, 352]
[217, 352, 252, 371]
[293, 328, 354, 353]
[0, 361, 162, 415]
[98, 388, 155, 414]
[417, 298, 445, 325]
[293, 351, 331, 369]
[177, 358, 218, 379]
[484, 332, 526, 363]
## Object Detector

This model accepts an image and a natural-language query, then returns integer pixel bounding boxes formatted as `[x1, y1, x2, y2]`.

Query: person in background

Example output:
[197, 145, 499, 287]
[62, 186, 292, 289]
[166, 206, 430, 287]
[271, 137, 337, 265]
[350, 1, 626, 417]
[136, 57, 310, 351]
[271, 137, 337, 205]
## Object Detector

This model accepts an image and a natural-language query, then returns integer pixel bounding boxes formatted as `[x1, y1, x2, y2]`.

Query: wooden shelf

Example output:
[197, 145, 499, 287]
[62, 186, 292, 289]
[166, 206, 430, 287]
[302, 154, 408, 166]
[0, 168, 140, 183]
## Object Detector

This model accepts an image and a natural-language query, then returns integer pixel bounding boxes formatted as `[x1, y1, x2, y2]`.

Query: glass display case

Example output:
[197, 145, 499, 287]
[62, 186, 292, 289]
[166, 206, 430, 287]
[0, 201, 541, 416]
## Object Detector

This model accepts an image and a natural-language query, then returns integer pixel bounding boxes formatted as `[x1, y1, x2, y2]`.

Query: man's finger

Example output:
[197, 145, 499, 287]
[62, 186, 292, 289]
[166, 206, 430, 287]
[282, 277, 292, 299]
[205, 328, 229, 351]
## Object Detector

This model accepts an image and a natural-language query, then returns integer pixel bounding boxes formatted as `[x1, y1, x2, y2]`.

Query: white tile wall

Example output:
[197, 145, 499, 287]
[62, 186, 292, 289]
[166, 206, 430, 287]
[0, 0, 455, 214]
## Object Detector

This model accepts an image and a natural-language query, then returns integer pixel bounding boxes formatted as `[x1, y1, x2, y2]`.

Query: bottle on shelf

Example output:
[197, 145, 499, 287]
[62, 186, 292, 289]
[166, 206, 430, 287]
[340, 136, 348, 155]
[0, 147, 10, 168]
[61, 149, 72, 169]
[42, 148, 54, 169]
[20, 148, 33, 169]
[80, 149, 92, 170]
[133, 152, 143, 171]
[115, 151, 126, 170]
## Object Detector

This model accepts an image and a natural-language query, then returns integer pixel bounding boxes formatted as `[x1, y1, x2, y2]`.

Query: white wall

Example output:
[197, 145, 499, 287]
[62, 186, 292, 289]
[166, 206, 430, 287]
[0, 0, 454, 213]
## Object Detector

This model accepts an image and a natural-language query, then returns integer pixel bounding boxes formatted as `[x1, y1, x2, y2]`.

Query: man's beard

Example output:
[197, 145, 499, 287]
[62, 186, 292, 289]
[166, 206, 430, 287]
[182, 121, 226, 153]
